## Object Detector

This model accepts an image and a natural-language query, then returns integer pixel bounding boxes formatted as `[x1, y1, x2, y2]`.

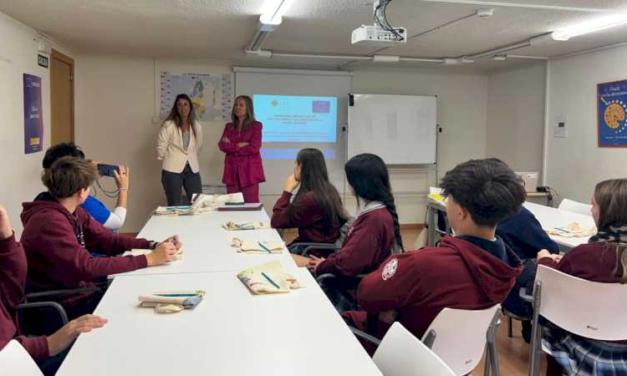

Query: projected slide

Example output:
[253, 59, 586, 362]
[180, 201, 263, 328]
[254, 95, 337, 143]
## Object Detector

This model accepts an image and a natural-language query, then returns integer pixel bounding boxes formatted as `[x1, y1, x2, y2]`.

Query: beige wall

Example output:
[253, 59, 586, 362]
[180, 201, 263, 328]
[487, 62, 547, 175]
[546, 45, 627, 204]
[0, 12, 72, 234]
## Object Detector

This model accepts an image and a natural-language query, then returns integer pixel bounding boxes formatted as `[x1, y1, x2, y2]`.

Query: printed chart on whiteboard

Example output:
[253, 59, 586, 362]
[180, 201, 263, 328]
[159, 72, 233, 121]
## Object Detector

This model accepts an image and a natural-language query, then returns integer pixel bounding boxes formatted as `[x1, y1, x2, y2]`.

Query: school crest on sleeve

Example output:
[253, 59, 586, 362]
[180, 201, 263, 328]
[382, 258, 398, 281]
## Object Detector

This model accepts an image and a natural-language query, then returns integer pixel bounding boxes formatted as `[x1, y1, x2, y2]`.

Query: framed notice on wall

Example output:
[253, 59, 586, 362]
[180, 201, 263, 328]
[23, 73, 43, 154]
[598, 79, 627, 147]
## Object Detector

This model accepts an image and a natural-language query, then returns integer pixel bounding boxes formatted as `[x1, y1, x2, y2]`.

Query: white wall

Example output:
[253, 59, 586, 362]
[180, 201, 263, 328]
[546, 45, 627, 203]
[75, 57, 490, 231]
[487, 62, 547, 175]
[0, 12, 72, 234]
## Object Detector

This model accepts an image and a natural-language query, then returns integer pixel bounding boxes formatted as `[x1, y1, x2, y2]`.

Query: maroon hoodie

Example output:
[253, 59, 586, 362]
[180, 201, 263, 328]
[20, 193, 151, 294]
[346, 236, 522, 341]
[271, 191, 342, 244]
[316, 206, 394, 277]
[0, 234, 48, 361]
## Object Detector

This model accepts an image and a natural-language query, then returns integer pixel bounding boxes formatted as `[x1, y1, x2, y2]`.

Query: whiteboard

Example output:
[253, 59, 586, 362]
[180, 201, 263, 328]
[347, 94, 437, 164]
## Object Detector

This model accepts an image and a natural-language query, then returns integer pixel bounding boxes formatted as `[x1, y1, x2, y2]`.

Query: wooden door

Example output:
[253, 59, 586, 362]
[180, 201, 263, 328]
[50, 49, 74, 145]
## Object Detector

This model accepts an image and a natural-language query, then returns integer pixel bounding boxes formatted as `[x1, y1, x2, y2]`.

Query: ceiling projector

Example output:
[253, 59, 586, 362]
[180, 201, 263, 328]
[351, 24, 407, 47]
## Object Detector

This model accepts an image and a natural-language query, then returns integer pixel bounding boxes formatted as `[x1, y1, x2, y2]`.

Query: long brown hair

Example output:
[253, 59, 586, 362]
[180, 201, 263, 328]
[165, 94, 197, 137]
[231, 95, 255, 131]
[289, 148, 347, 231]
[593, 178, 627, 283]
[594, 179, 627, 229]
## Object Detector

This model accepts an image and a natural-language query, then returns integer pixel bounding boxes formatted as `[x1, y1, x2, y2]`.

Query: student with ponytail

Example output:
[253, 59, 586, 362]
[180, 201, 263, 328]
[305, 153, 401, 277]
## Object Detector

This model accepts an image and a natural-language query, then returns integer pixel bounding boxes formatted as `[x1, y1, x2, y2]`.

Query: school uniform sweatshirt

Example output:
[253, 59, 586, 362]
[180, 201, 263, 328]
[496, 207, 559, 259]
[348, 236, 522, 341]
[20, 193, 150, 294]
[0, 234, 49, 361]
[316, 206, 394, 276]
[271, 191, 342, 244]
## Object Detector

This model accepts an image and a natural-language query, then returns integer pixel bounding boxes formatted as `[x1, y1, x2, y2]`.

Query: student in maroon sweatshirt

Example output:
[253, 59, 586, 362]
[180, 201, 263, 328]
[345, 158, 524, 347]
[21, 157, 180, 319]
[271, 148, 348, 247]
[293, 154, 402, 310]
[537, 178, 627, 376]
[0, 205, 106, 375]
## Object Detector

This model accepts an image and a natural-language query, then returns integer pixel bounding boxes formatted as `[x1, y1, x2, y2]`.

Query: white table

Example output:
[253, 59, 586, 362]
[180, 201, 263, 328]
[114, 209, 295, 276]
[57, 269, 381, 376]
[523, 202, 596, 249]
[426, 200, 595, 249]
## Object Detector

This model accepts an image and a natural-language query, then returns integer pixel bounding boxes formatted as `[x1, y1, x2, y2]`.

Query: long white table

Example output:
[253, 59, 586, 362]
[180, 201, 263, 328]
[113, 210, 295, 276]
[58, 270, 381, 376]
[523, 202, 596, 249]
[59, 207, 381, 375]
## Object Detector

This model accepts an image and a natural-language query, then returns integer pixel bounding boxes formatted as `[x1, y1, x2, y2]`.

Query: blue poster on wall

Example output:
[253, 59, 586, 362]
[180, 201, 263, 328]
[598, 79, 627, 147]
[23, 73, 43, 154]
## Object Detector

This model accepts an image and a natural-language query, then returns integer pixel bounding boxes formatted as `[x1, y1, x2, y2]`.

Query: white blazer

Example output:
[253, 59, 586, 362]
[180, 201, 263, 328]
[157, 120, 203, 173]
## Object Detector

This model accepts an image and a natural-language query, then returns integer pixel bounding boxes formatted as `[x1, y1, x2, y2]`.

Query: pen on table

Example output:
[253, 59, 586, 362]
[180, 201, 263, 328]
[258, 241, 272, 254]
[261, 272, 280, 289]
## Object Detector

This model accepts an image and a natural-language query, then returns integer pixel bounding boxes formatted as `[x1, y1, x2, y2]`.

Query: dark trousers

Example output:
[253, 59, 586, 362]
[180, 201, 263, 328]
[161, 164, 202, 206]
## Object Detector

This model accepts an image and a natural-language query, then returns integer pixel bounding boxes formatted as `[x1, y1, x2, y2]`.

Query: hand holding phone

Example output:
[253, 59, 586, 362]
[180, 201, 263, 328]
[97, 163, 120, 178]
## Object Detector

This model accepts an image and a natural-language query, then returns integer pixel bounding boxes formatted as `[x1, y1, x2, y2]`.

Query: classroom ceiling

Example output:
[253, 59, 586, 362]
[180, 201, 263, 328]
[2, 0, 627, 71]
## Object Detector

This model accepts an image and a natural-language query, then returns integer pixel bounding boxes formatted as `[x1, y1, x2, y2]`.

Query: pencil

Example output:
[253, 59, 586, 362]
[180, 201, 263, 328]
[261, 272, 281, 289]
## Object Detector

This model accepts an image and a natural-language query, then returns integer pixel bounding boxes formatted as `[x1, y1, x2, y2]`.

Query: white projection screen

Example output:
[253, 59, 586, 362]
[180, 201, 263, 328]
[234, 67, 351, 195]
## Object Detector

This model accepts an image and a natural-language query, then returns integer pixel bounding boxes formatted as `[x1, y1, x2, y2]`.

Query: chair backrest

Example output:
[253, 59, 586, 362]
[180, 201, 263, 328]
[373, 322, 455, 376]
[558, 198, 592, 216]
[535, 265, 627, 341]
[0, 340, 43, 376]
[421, 305, 500, 376]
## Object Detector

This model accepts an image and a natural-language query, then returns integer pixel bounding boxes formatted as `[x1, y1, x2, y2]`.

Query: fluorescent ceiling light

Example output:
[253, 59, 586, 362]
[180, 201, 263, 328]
[260, 0, 292, 26]
[552, 13, 627, 41]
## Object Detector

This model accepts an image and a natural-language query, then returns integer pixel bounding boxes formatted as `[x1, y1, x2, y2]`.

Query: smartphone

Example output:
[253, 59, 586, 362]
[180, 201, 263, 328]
[97, 163, 119, 177]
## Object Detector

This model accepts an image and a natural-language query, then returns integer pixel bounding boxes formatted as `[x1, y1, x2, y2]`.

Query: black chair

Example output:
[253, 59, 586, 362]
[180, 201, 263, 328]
[18, 287, 103, 336]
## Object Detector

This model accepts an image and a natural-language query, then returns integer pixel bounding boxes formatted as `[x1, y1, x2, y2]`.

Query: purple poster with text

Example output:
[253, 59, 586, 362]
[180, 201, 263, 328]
[23, 74, 43, 154]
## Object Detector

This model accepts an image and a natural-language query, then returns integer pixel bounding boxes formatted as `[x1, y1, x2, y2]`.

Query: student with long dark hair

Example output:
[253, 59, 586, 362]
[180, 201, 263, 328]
[271, 148, 347, 245]
[305, 153, 402, 277]
[218, 95, 265, 203]
[538, 178, 627, 376]
[157, 94, 203, 205]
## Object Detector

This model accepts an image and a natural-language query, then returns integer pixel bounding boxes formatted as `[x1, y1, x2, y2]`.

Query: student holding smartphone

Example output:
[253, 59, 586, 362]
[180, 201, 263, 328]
[42, 143, 129, 231]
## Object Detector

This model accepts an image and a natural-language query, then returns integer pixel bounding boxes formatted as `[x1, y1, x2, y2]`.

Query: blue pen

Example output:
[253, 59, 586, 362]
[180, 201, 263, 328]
[258, 241, 272, 254]
[261, 272, 281, 289]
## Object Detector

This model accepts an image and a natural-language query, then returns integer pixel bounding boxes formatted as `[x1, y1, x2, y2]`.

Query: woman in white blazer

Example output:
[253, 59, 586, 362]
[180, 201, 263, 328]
[157, 94, 203, 205]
